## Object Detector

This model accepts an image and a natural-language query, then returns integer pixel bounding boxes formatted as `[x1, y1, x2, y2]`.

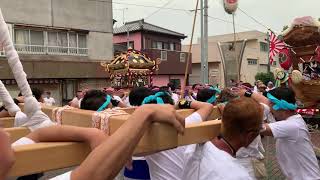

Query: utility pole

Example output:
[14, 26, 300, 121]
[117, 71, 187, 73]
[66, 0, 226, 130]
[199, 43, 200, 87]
[200, 0, 209, 84]
[200, 0, 204, 83]
[267, 31, 271, 72]
[203, 0, 209, 84]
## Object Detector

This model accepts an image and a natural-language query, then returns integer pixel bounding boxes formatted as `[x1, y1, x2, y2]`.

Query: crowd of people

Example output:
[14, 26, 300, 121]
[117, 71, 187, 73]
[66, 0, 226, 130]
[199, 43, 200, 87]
[1, 79, 320, 180]
[0, 10, 319, 180]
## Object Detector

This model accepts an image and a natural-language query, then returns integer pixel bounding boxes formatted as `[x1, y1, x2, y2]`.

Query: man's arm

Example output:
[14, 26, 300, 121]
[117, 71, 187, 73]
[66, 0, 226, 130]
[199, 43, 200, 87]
[26, 126, 107, 149]
[0, 128, 15, 179]
[71, 104, 184, 180]
[189, 101, 213, 121]
[236, 88, 271, 106]
[260, 123, 274, 137]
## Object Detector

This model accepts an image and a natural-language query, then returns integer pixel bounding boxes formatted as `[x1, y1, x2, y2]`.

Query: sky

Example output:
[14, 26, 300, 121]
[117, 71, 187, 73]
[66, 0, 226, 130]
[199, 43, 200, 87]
[112, 0, 320, 44]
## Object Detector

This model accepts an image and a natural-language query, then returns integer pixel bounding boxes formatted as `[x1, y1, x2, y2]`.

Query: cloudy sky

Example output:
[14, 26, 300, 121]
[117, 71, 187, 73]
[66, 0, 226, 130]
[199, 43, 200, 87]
[112, 0, 320, 44]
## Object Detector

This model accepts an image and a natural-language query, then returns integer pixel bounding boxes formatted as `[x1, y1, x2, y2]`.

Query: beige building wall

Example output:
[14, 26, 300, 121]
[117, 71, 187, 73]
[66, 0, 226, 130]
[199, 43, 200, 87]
[183, 43, 223, 86]
[185, 30, 280, 87]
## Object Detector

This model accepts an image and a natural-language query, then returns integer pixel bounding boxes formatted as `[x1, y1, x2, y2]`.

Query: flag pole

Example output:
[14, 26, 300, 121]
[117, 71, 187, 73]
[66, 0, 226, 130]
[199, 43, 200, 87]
[267, 31, 271, 73]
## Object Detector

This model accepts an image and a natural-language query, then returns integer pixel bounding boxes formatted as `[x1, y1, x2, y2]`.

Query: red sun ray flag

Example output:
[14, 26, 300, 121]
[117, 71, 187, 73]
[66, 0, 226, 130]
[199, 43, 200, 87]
[269, 31, 286, 64]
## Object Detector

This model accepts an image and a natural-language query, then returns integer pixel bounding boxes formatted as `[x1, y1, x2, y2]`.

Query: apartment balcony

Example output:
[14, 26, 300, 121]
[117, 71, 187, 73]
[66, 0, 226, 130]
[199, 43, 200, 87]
[0, 44, 88, 57]
[142, 48, 192, 75]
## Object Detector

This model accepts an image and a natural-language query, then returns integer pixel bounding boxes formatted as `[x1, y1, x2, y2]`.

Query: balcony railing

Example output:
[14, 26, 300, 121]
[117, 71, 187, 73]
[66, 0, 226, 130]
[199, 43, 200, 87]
[0, 44, 88, 56]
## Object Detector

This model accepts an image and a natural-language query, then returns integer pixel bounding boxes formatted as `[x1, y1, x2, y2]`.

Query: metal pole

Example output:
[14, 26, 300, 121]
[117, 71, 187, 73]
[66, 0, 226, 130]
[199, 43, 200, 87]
[200, 0, 204, 83]
[127, 26, 130, 49]
[204, 0, 209, 84]
[267, 31, 271, 72]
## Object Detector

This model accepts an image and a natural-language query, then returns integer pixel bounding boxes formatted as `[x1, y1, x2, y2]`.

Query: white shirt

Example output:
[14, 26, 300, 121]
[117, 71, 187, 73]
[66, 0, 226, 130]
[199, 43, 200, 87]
[182, 142, 252, 180]
[50, 171, 71, 180]
[145, 112, 202, 180]
[113, 95, 123, 102]
[171, 93, 179, 105]
[269, 114, 320, 180]
[44, 97, 55, 106]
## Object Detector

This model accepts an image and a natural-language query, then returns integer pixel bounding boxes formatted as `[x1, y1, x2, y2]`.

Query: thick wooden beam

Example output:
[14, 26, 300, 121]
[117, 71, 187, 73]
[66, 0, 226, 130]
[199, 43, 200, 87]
[61, 107, 220, 129]
[0, 117, 14, 128]
[19, 103, 57, 119]
[5, 127, 31, 143]
[5, 107, 221, 142]
[9, 142, 90, 177]
[8, 120, 221, 177]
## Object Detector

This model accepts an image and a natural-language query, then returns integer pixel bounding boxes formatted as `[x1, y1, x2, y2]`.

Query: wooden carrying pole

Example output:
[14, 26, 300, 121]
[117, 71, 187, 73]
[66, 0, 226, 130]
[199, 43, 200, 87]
[6, 108, 221, 177]
[8, 120, 221, 177]
[5, 107, 221, 142]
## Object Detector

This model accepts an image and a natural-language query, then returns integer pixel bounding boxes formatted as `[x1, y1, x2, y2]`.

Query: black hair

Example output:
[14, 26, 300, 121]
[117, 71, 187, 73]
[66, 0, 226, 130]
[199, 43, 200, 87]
[129, 87, 153, 106]
[167, 82, 176, 91]
[149, 90, 174, 105]
[31, 87, 44, 102]
[13, 98, 20, 105]
[196, 88, 216, 102]
[80, 89, 107, 111]
[268, 87, 296, 104]
[192, 83, 199, 90]
[160, 86, 169, 92]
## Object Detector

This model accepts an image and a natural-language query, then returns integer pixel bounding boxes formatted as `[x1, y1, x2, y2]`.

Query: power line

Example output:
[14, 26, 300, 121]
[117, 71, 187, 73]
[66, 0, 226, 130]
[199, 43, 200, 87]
[207, 15, 254, 31]
[237, 7, 270, 30]
[144, 0, 176, 20]
[89, 0, 190, 12]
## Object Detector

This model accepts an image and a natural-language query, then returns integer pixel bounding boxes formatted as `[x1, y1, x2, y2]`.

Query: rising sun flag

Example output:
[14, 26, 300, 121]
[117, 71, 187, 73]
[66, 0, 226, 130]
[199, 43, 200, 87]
[269, 31, 286, 64]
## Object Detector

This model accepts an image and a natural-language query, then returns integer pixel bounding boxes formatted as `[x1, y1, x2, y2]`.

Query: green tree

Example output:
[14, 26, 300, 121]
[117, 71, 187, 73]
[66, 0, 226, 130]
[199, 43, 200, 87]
[282, 25, 289, 31]
[255, 72, 275, 85]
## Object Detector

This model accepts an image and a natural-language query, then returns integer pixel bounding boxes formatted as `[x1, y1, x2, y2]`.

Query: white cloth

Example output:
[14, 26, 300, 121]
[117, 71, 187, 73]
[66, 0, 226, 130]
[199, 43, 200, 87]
[236, 157, 256, 179]
[261, 103, 275, 123]
[50, 171, 72, 180]
[0, 10, 54, 131]
[44, 97, 56, 106]
[0, 10, 32, 97]
[185, 95, 195, 102]
[0, 80, 20, 116]
[14, 111, 28, 127]
[11, 137, 35, 147]
[113, 95, 123, 102]
[171, 93, 179, 105]
[145, 112, 202, 180]
[236, 136, 264, 160]
[182, 142, 252, 180]
[70, 97, 80, 108]
[269, 114, 320, 180]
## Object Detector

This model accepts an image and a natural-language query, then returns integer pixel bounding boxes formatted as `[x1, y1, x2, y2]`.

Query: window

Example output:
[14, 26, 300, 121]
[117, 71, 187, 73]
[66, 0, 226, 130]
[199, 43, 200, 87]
[14, 29, 44, 53]
[161, 50, 167, 61]
[260, 42, 268, 52]
[163, 42, 169, 50]
[152, 41, 157, 49]
[180, 53, 186, 62]
[157, 41, 162, 49]
[170, 43, 175, 51]
[247, 58, 258, 65]
[14, 27, 88, 56]
[169, 79, 181, 88]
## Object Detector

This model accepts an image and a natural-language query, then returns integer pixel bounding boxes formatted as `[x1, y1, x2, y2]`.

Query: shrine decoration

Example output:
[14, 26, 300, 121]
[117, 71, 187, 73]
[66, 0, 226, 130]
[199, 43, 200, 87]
[281, 16, 320, 107]
[101, 48, 161, 88]
[278, 48, 292, 70]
